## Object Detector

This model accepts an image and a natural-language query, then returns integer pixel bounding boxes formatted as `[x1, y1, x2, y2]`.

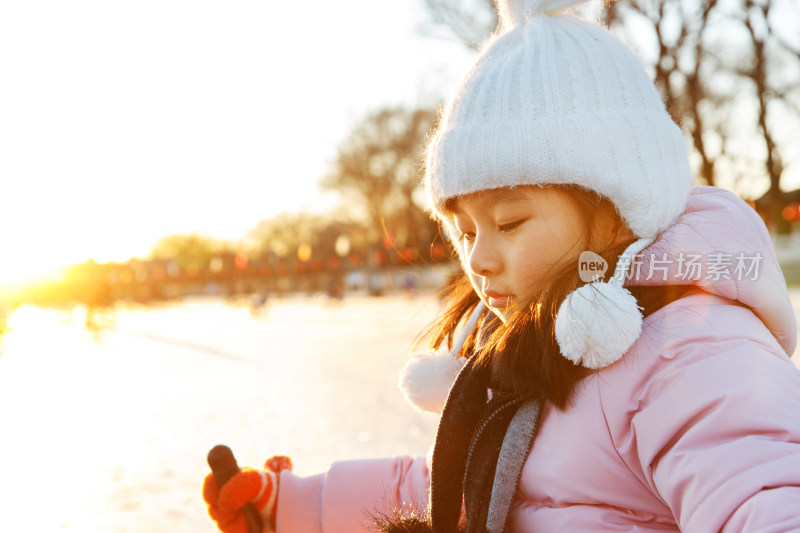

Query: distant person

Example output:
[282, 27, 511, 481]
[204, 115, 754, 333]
[201, 0, 800, 531]
[248, 289, 269, 317]
[401, 274, 417, 297]
[326, 275, 344, 302]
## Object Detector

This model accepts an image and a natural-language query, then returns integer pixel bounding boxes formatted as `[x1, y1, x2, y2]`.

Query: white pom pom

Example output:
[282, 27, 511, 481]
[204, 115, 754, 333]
[398, 351, 467, 414]
[555, 282, 642, 369]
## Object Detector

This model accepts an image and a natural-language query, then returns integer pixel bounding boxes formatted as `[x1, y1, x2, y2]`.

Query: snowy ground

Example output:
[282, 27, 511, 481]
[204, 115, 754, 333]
[0, 289, 798, 533]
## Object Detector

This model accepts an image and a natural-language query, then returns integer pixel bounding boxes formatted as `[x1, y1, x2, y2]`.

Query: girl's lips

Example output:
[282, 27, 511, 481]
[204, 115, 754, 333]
[486, 294, 514, 309]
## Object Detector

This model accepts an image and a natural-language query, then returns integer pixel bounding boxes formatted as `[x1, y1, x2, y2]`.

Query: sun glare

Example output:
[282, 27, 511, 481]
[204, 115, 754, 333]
[0, 258, 67, 291]
[0, 225, 151, 294]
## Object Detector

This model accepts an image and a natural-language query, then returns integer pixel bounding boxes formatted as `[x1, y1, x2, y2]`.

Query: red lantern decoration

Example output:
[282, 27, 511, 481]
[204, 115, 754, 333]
[234, 253, 248, 270]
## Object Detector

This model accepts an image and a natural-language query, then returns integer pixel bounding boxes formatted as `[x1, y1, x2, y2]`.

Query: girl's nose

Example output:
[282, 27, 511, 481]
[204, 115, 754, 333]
[467, 235, 501, 277]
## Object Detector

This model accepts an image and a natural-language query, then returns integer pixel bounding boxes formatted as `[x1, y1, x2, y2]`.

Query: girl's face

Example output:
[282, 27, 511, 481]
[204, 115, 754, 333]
[450, 186, 592, 320]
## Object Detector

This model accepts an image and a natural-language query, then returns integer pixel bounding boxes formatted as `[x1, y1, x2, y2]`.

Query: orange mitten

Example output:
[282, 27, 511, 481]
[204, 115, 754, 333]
[203, 455, 293, 533]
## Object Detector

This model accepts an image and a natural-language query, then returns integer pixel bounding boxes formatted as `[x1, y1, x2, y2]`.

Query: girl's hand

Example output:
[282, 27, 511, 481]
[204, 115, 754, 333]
[202, 455, 293, 533]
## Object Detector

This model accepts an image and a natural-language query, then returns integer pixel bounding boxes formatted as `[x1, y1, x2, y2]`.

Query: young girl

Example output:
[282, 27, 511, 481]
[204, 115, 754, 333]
[202, 0, 800, 531]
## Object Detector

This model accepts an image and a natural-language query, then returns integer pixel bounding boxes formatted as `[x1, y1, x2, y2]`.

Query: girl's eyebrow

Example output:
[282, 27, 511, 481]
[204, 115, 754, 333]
[446, 188, 527, 215]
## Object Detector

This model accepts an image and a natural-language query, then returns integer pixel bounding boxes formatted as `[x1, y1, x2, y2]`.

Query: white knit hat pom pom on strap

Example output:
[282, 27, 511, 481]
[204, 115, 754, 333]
[555, 238, 652, 369]
[398, 302, 485, 414]
[498, 0, 592, 28]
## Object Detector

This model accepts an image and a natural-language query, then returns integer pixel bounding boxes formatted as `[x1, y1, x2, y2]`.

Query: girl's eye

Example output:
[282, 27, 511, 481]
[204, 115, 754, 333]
[498, 220, 524, 233]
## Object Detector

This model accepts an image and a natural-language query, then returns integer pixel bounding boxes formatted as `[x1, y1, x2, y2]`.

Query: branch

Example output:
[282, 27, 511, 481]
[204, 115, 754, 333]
[421, 0, 497, 51]
[767, 18, 800, 58]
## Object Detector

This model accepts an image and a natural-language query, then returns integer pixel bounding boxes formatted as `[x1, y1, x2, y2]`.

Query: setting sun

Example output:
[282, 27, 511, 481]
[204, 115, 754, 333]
[0, 214, 149, 290]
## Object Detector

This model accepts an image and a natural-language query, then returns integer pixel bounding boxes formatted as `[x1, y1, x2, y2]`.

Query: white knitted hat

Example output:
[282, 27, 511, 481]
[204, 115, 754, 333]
[424, 0, 693, 369]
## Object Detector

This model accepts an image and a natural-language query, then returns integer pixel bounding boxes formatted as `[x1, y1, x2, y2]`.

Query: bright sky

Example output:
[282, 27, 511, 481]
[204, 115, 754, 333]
[0, 0, 475, 287]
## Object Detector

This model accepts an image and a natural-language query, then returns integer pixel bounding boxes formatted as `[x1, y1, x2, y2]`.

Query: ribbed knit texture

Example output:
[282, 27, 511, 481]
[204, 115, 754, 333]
[275, 472, 324, 532]
[425, 6, 691, 240]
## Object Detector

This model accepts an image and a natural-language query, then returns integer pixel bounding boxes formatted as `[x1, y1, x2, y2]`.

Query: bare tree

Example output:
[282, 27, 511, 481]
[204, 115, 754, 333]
[603, 0, 722, 186]
[321, 107, 439, 250]
[733, 0, 800, 232]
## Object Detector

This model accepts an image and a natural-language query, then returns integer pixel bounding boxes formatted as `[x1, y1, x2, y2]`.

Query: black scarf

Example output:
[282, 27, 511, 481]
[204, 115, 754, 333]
[374, 352, 534, 533]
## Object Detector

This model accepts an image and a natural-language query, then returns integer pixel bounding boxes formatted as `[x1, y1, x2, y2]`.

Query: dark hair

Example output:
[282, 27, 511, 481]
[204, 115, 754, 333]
[416, 185, 634, 409]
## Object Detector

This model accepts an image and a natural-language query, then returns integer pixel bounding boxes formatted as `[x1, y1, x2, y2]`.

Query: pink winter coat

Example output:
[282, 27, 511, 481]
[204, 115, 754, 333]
[275, 187, 800, 532]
